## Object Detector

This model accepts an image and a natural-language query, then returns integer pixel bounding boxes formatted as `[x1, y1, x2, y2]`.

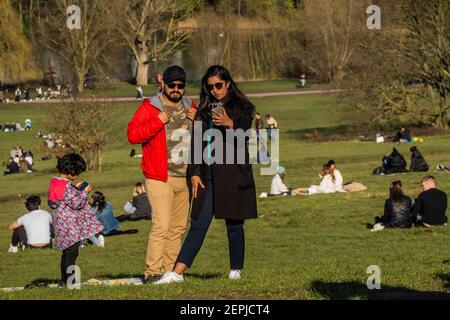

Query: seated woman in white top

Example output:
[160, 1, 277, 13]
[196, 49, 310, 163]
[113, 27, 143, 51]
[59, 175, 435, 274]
[269, 166, 291, 196]
[326, 160, 345, 192]
[308, 165, 338, 194]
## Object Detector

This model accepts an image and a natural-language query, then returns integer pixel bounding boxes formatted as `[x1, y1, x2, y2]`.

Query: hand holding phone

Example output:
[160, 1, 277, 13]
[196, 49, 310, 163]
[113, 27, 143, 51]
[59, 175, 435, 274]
[76, 181, 90, 192]
[211, 102, 223, 115]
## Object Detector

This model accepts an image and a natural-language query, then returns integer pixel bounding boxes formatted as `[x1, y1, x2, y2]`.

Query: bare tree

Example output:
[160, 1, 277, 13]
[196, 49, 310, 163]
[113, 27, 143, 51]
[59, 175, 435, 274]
[37, 0, 116, 93]
[43, 100, 112, 171]
[402, 0, 450, 129]
[348, 0, 450, 130]
[299, 0, 368, 83]
[111, 0, 199, 85]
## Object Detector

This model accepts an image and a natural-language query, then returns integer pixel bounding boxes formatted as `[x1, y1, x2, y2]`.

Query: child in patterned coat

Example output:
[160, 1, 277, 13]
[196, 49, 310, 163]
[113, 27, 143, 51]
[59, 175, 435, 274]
[48, 153, 103, 286]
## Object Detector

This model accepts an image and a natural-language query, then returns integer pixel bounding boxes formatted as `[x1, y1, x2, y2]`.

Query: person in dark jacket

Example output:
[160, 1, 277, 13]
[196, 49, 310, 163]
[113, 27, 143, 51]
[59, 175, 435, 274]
[409, 146, 429, 172]
[119, 183, 152, 221]
[374, 180, 412, 229]
[383, 148, 408, 174]
[154, 65, 258, 284]
[4, 158, 20, 175]
[413, 176, 447, 227]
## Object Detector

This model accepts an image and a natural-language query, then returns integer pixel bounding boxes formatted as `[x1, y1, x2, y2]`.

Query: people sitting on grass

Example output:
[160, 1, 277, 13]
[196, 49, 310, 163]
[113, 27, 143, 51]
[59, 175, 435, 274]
[269, 166, 292, 196]
[371, 180, 412, 232]
[326, 160, 344, 192]
[24, 118, 32, 130]
[409, 146, 429, 172]
[412, 175, 448, 227]
[118, 182, 152, 221]
[19, 156, 32, 173]
[384, 148, 408, 174]
[8, 195, 53, 253]
[373, 147, 408, 175]
[90, 191, 121, 236]
[3, 157, 20, 175]
[3, 122, 17, 132]
[24, 150, 34, 169]
[305, 164, 340, 195]
[261, 162, 348, 197]
[395, 127, 412, 143]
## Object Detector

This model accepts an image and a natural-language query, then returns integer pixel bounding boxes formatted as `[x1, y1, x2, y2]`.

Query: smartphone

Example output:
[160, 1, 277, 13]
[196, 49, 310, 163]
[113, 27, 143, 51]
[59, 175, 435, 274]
[77, 181, 90, 191]
[211, 102, 223, 115]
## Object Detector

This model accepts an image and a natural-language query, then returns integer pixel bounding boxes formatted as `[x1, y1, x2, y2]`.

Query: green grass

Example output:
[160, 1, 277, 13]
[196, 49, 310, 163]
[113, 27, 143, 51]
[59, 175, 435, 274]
[1, 93, 450, 300]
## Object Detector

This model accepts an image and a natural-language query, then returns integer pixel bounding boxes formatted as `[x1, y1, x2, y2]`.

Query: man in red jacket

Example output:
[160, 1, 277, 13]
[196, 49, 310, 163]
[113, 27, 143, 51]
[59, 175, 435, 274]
[127, 65, 197, 283]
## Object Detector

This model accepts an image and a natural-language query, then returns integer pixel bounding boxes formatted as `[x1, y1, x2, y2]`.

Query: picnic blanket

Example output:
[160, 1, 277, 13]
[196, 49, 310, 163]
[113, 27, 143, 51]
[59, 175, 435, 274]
[1, 277, 144, 292]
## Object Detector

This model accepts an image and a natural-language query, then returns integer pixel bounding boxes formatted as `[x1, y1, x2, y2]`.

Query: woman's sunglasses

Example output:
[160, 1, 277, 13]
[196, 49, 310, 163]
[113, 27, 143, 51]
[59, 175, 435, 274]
[166, 83, 186, 89]
[207, 82, 225, 91]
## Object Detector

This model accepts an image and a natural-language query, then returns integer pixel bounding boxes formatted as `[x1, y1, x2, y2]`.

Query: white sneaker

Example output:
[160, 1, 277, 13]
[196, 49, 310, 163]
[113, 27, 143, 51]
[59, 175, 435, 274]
[153, 272, 184, 285]
[98, 235, 105, 248]
[229, 270, 241, 280]
[8, 245, 18, 253]
[370, 223, 385, 232]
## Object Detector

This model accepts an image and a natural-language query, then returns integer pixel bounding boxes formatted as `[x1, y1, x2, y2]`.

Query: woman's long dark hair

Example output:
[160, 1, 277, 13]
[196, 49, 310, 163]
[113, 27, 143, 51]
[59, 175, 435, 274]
[91, 191, 107, 212]
[198, 65, 255, 120]
[389, 180, 404, 204]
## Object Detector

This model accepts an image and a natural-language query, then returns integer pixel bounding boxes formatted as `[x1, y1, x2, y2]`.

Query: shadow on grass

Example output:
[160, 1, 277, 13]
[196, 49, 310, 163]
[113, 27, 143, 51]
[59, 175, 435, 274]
[311, 280, 450, 300]
[436, 273, 450, 289]
[96, 272, 222, 281]
[103, 229, 139, 237]
[184, 272, 222, 280]
[97, 273, 144, 280]
[24, 278, 60, 289]
[365, 223, 374, 230]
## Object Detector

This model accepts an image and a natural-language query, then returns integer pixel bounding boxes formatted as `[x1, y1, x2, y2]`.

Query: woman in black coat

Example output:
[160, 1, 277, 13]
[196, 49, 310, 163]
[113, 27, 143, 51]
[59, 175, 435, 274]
[375, 180, 412, 228]
[154, 65, 258, 284]
[410, 146, 429, 172]
[383, 148, 408, 174]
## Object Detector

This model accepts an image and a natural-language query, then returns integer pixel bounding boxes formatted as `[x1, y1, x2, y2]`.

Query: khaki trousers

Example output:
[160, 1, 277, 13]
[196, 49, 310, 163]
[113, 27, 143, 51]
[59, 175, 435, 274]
[144, 176, 189, 277]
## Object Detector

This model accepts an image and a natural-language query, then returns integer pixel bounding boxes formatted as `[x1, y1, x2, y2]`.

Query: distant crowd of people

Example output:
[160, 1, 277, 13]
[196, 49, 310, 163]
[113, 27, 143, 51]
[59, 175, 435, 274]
[36, 131, 70, 150]
[0, 119, 32, 132]
[0, 84, 73, 104]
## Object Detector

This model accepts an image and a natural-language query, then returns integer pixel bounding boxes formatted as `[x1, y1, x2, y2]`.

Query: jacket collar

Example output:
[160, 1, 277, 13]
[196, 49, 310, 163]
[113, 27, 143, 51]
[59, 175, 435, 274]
[150, 93, 192, 111]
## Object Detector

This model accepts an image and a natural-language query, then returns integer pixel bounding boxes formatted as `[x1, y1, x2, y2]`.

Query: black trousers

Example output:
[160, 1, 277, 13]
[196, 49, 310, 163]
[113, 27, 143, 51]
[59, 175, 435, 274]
[11, 226, 27, 246]
[11, 226, 53, 248]
[61, 241, 81, 285]
[177, 168, 245, 270]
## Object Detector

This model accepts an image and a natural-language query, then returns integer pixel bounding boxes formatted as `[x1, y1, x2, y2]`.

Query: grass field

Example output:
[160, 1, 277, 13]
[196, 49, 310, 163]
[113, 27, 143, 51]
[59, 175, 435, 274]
[1, 91, 450, 300]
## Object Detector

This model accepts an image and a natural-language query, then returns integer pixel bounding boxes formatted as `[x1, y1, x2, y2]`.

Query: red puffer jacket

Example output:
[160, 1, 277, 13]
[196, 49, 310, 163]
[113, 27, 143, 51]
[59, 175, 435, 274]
[127, 95, 196, 182]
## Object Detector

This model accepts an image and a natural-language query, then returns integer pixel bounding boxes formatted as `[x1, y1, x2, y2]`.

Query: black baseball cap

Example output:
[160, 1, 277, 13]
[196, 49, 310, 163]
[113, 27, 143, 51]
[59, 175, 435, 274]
[163, 65, 186, 84]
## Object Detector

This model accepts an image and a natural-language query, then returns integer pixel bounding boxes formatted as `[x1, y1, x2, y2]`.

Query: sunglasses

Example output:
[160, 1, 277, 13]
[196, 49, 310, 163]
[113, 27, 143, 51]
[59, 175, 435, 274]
[207, 82, 225, 91]
[166, 83, 186, 89]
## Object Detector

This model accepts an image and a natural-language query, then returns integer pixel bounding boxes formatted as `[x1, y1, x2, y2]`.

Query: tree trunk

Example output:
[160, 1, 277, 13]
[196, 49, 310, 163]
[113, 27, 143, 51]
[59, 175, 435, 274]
[76, 71, 84, 93]
[136, 61, 148, 86]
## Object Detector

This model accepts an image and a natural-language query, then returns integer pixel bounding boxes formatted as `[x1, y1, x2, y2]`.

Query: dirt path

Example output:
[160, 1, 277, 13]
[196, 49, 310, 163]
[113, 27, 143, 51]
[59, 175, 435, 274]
[9, 88, 346, 104]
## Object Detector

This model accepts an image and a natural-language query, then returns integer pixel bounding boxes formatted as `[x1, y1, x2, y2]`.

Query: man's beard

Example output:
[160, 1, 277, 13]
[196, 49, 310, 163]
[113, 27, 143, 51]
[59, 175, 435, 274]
[163, 89, 182, 103]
